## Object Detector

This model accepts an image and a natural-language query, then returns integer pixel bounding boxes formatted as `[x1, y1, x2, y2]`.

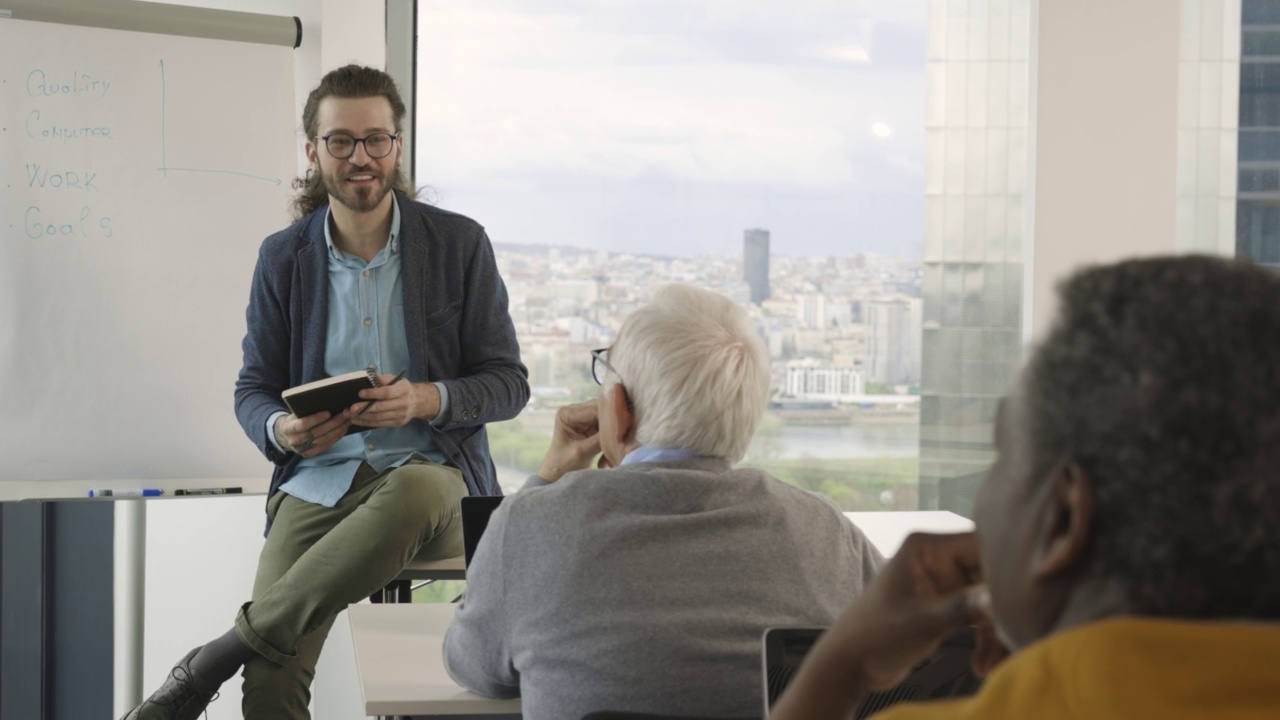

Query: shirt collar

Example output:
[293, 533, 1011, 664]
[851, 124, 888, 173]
[323, 194, 402, 261]
[620, 446, 701, 466]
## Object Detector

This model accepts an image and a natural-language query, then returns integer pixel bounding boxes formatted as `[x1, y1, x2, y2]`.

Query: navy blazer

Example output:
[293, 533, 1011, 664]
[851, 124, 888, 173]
[235, 192, 529, 532]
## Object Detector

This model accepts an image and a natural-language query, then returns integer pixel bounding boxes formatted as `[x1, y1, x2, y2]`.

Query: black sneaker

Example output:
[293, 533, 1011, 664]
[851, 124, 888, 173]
[120, 646, 219, 720]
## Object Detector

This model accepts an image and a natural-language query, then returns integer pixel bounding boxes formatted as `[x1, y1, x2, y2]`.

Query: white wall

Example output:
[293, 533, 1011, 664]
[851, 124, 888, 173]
[1027, 0, 1183, 339]
[142, 496, 268, 720]
[143, 496, 364, 720]
[321, 0, 386, 69]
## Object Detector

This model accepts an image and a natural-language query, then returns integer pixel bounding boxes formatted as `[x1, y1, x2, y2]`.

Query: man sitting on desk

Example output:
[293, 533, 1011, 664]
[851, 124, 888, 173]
[125, 65, 528, 720]
[444, 283, 883, 720]
[771, 256, 1280, 719]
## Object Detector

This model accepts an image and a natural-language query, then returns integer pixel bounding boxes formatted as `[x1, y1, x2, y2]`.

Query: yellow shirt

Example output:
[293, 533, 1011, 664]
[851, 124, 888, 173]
[875, 617, 1280, 720]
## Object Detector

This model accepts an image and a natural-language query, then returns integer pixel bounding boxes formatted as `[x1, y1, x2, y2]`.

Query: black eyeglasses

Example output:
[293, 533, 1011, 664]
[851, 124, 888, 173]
[590, 347, 622, 385]
[320, 132, 399, 159]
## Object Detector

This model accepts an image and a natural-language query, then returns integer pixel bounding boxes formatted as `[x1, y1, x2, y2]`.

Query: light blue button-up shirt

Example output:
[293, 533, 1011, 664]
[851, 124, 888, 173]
[619, 446, 699, 466]
[267, 201, 450, 507]
[520, 446, 700, 491]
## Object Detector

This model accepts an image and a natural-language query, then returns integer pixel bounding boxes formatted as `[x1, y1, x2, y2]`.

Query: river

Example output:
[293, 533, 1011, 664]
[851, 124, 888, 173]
[774, 421, 919, 459]
[493, 419, 920, 492]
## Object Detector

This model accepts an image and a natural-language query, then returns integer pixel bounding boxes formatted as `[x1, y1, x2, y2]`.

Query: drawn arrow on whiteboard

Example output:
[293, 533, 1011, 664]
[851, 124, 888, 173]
[157, 60, 283, 186]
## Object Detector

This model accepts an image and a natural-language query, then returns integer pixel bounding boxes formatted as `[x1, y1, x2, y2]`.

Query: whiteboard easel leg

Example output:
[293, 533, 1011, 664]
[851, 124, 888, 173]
[113, 499, 146, 716]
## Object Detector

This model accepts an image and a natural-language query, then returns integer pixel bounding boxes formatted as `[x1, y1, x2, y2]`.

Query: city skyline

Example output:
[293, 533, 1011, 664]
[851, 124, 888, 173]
[495, 239, 922, 407]
[489, 236, 925, 509]
[490, 238, 917, 262]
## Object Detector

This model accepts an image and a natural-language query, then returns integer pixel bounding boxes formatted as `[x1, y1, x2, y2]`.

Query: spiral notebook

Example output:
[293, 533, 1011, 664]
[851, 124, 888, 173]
[281, 369, 382, 425]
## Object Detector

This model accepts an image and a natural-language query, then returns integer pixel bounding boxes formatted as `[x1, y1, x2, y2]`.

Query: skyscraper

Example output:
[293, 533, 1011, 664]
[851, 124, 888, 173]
[1237, 1, 1280, 266]
[798, 293, 827, 329]
[865, 298, 923, 386]
[1177, 1, 1239, 256]
[743, 228, 770, 305]
[918, 0, 1030, 516]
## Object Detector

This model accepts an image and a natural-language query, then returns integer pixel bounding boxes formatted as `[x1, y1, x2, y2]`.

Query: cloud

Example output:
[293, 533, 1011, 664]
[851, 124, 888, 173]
[415, 0, 926, 256]
[421, 0, 924, 68]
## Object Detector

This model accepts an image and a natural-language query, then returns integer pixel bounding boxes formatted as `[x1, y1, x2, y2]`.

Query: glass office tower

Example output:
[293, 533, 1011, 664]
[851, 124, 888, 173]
[1238, 0, 1280, 266]
[1178, 0, 1241, 255]
[918, 0, 1030, 515]
[743, 228, 771, 305]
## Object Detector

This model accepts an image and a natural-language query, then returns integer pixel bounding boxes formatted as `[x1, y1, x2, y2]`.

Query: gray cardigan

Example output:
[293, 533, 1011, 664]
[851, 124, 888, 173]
[443, 458, 883, 720]
[234, 193, 529, 529]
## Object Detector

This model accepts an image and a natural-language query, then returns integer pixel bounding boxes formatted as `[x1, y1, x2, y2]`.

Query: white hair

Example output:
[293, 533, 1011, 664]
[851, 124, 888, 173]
[608, 284, 771, 463]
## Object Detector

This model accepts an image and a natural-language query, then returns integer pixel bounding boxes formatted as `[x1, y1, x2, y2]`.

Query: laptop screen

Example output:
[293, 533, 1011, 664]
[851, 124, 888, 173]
[461, 495, 504, 567]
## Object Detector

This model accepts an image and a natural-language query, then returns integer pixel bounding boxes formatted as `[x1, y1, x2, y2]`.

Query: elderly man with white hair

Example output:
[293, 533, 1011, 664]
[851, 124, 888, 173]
[443, 284, 883, 720]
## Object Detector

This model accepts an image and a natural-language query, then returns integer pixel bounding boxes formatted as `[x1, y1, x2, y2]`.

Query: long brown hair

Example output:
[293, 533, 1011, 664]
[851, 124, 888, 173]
[290, 65, 418, 221]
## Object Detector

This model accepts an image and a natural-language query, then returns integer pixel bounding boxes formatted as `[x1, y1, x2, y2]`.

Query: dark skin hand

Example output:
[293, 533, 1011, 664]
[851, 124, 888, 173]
[770, 532, 1009, 720]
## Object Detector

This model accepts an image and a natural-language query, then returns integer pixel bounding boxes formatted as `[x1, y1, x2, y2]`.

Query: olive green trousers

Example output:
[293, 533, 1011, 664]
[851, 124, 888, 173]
[235, 460, 467, 719]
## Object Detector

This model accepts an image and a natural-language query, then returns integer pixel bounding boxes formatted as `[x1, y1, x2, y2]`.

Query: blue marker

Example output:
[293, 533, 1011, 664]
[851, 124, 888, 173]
[88, 489, 162, 497]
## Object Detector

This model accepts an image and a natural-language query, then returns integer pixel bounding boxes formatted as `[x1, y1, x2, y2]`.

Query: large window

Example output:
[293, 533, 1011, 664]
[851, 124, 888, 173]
[414, 0, 1029, 515]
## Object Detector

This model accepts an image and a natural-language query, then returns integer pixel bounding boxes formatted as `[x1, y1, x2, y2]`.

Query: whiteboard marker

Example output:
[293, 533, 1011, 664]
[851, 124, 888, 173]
[88, 489, 162, 497]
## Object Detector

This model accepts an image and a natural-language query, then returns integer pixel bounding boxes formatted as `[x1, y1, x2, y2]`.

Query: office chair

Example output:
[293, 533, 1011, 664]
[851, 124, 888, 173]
[582, 714, 758, 720]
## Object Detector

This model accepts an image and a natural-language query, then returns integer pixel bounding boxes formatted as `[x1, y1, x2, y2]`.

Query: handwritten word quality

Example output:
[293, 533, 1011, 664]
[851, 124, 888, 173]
[26, 69, 112, 98]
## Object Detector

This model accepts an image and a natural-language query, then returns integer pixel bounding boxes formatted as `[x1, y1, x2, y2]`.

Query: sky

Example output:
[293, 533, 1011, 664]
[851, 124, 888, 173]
[415, 0, 927, 258]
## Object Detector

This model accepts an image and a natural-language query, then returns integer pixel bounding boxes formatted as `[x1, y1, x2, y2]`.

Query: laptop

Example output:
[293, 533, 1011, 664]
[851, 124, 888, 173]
[460, 495, 504, 566]
[762, 626, 981, 718]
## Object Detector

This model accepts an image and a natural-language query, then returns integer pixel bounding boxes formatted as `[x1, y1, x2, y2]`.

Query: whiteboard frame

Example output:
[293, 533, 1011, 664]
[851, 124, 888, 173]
[0, 0, 302, 48]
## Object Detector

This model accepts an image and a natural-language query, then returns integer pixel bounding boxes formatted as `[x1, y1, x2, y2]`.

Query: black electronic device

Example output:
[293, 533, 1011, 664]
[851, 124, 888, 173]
[762, 626, 981, 718]
[461, 495, 504, 566]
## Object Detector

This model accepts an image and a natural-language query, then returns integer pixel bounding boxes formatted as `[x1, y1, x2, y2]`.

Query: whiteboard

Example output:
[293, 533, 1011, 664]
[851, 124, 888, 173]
[0, 17, 295, 483]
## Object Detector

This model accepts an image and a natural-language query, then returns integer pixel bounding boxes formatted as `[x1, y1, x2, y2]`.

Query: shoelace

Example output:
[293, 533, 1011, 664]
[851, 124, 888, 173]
[146, 665, 219, 717]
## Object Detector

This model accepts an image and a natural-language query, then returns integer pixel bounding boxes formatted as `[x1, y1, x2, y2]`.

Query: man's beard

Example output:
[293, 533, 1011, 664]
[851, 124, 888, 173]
[322, 165, 392, 214]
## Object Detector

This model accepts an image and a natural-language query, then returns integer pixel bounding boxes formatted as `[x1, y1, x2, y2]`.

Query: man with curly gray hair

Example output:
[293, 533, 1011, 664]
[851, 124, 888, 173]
[444, 283, 884, 720]
[773, 255, 1280, 720]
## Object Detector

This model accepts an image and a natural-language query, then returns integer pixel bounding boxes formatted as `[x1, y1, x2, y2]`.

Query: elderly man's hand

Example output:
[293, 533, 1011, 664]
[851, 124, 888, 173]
[536, 401, 602, 483]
